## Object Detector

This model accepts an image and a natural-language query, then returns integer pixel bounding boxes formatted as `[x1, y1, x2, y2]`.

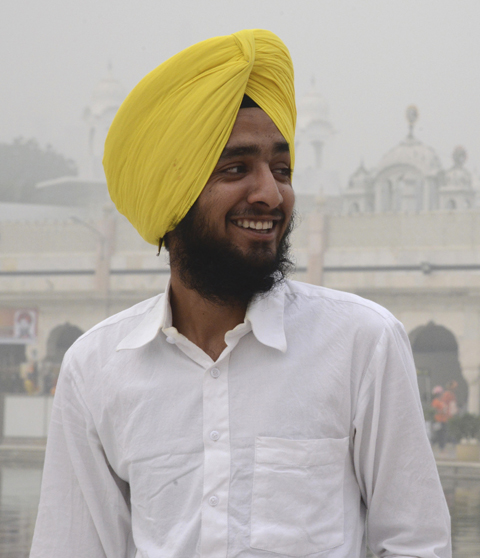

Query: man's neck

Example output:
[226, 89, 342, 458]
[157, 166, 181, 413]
[169, 272, 247, 361]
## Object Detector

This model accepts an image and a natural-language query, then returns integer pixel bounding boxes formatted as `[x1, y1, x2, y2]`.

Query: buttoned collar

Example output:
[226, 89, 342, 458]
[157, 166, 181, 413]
[116, 278, 287, 353]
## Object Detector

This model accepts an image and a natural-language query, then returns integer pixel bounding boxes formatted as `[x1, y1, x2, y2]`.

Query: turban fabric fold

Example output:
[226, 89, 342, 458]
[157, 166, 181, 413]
[103, 29, 296, 246]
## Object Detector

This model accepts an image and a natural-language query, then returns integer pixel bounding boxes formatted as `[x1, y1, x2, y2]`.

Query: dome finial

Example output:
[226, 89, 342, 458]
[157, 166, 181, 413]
[406, 105, 419, 139]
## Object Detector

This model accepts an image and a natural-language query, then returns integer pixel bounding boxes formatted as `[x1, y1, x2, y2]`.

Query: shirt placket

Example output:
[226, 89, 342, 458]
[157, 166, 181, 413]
[200, 354, 231, 557]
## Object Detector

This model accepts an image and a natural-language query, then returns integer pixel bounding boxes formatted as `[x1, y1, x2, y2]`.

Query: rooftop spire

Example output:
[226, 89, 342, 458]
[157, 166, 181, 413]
[406, 105, 419, 139]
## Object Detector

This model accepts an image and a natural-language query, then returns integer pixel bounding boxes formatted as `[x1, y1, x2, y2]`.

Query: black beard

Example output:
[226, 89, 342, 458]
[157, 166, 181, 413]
[167, 205, 295, 306]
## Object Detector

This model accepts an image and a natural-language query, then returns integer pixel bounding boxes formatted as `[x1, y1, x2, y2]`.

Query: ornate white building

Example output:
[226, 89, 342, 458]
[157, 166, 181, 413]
[343, 106, 476, 215]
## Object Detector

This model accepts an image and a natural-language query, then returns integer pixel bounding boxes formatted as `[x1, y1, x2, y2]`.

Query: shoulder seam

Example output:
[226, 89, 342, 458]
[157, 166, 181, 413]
[73, 297, 160, 346]
[284, 289, 397, 325]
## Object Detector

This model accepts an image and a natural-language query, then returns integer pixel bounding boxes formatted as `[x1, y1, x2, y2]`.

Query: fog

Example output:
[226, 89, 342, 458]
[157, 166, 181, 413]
[1, 1, 480, 556]
[2, 0, 480, 184]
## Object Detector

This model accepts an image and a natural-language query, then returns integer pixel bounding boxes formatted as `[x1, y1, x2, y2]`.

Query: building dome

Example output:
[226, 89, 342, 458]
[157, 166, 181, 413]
[297, 80, 330, 131]
[377, 106, 442, 177]
[377, 137, 442, 176]
[443, 146, 472, 189]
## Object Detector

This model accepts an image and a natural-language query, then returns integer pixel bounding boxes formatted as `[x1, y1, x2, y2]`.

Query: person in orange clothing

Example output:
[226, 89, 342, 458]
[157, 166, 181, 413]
[431, 386, 448, 449]
[442, 380, 459, 421]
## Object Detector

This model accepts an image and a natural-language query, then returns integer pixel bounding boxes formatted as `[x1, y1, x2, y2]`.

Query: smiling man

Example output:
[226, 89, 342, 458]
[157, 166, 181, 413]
[31, 30, 450, 558]
[165, 105, 296, 361]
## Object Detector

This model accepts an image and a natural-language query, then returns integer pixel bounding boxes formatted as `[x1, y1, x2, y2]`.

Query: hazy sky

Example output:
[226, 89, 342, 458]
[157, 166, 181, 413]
[2, 0, 480, 186]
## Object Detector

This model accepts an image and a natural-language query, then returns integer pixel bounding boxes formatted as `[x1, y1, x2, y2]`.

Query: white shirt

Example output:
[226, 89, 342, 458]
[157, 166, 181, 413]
[31, 280, 451, 558]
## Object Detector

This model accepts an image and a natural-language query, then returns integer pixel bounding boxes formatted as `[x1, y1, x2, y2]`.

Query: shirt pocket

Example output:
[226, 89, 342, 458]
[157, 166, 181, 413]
[250, 436, 348, 557]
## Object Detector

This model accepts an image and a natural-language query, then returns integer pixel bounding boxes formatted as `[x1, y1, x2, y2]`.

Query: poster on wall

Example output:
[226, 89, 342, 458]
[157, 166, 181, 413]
[0, 308, 38, 344]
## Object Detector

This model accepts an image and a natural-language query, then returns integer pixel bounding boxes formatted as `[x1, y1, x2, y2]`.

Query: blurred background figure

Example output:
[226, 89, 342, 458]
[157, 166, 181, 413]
[431, 385, 448, 450]
[443, 380, 459, 420]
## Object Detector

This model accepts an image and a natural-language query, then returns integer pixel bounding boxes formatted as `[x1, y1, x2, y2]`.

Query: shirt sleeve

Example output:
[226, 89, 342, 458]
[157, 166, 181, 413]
[30, 351, 135, 558]
[352, 320, 452, 558]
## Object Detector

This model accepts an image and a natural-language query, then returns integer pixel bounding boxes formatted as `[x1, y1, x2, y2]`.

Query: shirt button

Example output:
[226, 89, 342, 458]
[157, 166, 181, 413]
[210, 368, 220, 378]
[166, 336, 175, 344]
[210, 430, 220, 441]
[208, 495, 219, 507]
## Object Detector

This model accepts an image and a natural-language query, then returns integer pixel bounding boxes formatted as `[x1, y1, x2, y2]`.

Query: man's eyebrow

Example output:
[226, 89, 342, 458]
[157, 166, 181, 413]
[273, 141, 290, 154]
[218, 145, 261, 160]
[217, 141, 290, 161]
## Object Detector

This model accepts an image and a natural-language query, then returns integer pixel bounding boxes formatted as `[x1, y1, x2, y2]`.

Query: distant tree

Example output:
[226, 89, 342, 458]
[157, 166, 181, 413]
[0, 138, 77, 203]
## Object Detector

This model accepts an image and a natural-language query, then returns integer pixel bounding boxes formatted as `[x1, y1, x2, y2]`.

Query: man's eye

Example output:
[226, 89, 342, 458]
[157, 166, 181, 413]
[274, 166, 292, 178]
[224, 165, 246, 174]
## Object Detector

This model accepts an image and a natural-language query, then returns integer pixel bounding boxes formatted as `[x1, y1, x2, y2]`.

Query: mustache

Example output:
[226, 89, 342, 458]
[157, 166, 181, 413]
[227, 208, 285, 219]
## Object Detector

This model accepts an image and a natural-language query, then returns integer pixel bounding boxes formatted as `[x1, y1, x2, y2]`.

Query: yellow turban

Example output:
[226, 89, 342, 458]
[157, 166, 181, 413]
[103, 29, 296, 246]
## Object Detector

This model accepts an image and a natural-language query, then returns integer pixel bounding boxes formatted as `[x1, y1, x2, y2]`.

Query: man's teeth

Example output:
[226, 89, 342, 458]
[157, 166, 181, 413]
[235, 219, 273, 230]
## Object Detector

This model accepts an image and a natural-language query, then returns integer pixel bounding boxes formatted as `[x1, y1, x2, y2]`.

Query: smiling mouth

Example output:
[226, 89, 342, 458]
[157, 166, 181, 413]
[232, 219, 275, 233]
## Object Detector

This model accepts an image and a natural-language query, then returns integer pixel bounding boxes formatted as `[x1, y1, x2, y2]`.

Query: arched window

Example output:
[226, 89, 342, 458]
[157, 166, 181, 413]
[42, 324, 84, 395]
[409, 322, 467, 410]
[46, 323, 84, 365]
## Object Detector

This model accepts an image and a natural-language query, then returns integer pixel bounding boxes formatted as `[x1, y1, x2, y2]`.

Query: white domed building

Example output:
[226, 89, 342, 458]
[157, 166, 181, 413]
[342, 106, 475, 214]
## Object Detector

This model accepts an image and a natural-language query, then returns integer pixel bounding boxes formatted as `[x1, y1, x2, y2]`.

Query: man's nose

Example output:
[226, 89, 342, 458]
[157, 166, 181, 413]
[246, 166, 284, 208]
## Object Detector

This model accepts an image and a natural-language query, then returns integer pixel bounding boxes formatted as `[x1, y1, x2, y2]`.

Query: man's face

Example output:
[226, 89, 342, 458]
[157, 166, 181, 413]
[194, 107, 295, 262]
[167, 108, 296, 306]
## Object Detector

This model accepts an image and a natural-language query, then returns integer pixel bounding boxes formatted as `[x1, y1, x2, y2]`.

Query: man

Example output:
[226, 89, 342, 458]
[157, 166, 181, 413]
[31, 30, 451, 558]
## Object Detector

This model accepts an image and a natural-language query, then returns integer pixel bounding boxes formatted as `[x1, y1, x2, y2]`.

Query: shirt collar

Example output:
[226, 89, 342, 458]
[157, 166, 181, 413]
[116, 278, 172, 351]
[246, 285, 287, 353]
[116, 278, 287, 353]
